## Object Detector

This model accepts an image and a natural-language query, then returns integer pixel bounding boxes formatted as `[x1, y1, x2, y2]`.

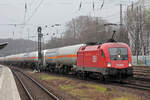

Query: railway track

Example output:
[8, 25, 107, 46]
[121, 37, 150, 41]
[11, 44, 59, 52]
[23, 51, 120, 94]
[117, 67, 150, 92]
[123, 83, 150, 91]
[134, 70, 150, 73]
[75, 74, 150, 92]
[13, 66, 150, 96]
[119, 80, 150, 92]
[131, 77, 150, 83]
[47, 70, 150, 92]
[133, 66, 150, 72]
[43, 69, 150, 93]
[134, 73, 150, 78]
[133, 66, 150, 81]
[12, 68, 60, 100]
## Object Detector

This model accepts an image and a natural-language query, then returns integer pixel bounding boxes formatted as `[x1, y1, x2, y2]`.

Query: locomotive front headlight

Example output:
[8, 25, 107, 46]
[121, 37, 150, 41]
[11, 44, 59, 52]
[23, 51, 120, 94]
[107, 62, 111, 67]
[129, 62, 132, 67]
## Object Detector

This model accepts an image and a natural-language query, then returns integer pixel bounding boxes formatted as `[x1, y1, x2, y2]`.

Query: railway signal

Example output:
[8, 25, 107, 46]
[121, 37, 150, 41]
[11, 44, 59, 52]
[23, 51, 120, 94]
[37, 26, 43, 72]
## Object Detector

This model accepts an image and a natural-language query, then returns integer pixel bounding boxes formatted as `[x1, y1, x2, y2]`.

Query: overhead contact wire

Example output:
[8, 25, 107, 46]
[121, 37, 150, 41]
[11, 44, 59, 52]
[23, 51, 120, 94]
[26, 0, 44, 24]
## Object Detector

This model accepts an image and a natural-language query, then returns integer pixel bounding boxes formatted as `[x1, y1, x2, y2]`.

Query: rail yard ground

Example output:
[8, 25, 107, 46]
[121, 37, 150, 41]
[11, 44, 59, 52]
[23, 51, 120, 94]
[13, 66, 150, 100]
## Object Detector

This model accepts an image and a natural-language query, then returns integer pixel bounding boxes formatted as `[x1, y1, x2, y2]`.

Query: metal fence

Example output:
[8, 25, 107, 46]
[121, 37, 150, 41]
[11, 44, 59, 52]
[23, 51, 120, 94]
[132, 56, 150, 66]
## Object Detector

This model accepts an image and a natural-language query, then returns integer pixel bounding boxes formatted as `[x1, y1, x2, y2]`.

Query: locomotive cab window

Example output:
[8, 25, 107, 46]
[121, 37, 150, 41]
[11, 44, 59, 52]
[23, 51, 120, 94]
[109, 48, 128, 60]
[101, 50, 105, 58]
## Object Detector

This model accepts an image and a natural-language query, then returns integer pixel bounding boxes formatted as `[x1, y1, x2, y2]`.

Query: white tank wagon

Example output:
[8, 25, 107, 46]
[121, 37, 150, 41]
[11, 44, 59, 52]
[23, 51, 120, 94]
[1, 51, 38, 68]
[14, 53, 26, 66]
[17, 54, 26, 62]
[22, 51, 38, 68]
[43, 44, 85, 73]
[5, 55, 16, 62]
[0, 57, 5, 63]
[43, 48, 58, 65]
[23, 51, 38, 63]
[3, 53, 24, 65]
[56, 44, 86, 66]
[42, 49, 58, 71]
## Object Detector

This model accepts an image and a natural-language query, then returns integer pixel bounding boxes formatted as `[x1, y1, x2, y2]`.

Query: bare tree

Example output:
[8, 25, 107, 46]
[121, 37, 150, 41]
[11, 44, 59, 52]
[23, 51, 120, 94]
[125, 5, 144, 56]
[44, 15, 126, 49]
[124, 3, 150, 64]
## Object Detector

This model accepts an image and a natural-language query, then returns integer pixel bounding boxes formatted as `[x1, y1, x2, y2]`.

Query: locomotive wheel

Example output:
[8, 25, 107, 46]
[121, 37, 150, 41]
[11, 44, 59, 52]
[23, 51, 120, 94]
[98, 73, 105, 82]
[77, 71, 86, 79]
[77, 71, 82, 79]
[81, 72, 85, 79]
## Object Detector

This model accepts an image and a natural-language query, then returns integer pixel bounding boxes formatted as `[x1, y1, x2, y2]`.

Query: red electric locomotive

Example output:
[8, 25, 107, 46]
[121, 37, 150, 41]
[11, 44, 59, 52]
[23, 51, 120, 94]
[76, 42, 133, 79]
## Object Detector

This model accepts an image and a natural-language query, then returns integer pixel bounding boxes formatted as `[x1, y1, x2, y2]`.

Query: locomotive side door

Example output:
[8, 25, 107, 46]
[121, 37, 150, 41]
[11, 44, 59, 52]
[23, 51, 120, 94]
[99, 49, 106, 67]
[77, 47, 85, 67]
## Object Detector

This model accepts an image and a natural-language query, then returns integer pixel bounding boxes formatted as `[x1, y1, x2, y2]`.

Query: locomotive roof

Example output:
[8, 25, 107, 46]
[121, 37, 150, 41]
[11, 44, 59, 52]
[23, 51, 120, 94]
[101, 42, 129, 48]
[79, 42, 129, 51]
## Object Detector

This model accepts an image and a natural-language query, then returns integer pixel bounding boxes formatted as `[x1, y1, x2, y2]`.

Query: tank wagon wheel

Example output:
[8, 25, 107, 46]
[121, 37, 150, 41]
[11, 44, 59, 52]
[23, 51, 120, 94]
[98, 74, 106, 82]
[58, 67, 64, 74]
[76, 71, 81, 79]
[49, 66, 55, 73]
[51, 68, 55, 73]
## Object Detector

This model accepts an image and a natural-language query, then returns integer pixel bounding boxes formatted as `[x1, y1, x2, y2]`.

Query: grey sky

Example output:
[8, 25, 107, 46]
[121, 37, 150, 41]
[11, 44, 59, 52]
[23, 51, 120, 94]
[0, 0, 137, 42]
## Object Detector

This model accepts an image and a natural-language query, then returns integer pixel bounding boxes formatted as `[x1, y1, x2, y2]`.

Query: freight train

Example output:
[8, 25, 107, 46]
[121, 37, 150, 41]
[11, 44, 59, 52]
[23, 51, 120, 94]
[0, 42, 133, 80]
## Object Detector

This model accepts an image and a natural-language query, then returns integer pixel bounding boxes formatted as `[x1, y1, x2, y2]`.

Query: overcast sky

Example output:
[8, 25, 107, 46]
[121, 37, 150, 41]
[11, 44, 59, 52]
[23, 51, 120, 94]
[0, 0, 138, 42]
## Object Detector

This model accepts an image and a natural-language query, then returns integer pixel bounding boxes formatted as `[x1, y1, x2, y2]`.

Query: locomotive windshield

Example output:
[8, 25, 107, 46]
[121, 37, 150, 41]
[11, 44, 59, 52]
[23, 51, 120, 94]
[109, 48, 128, 60]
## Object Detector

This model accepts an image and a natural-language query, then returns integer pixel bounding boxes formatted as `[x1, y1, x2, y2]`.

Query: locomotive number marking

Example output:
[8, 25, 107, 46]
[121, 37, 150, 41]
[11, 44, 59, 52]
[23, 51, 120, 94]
[92, 56, 97, 63]
[116, 64, 124, 67]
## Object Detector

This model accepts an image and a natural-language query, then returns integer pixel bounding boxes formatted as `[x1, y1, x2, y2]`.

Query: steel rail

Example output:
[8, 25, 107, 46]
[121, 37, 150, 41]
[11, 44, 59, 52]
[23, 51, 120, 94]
[122, 82, 150, 91]
[131, 77, 150, 82]
[12, 70, 34, 100]
[14, 69, 60, 100]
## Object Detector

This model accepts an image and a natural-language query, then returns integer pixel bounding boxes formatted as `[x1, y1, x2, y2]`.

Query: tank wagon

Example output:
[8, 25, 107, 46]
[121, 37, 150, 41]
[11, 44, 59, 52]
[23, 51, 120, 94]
[1, 51, 38, 68]
[1, 42, 133, 80]
[23, 51, 38, 68]
[43, 44, 85, 73]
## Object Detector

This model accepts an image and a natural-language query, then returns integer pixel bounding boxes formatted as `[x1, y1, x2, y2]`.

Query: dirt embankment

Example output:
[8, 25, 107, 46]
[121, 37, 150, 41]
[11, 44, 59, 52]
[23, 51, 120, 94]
[26, 71, 149, 100]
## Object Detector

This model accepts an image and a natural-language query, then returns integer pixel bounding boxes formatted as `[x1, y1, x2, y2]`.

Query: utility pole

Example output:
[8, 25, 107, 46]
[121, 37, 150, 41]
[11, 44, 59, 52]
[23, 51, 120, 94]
[95, 17, 98, 41]
[136, 6, 140, 64]
[139, 5, 143, 55]
[37, 26, 43, 72]
[120, 4, 123, 42]
[146, 32, 150, 55]
[27, 28, 30, 40]
[73, 19, 76, 39]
